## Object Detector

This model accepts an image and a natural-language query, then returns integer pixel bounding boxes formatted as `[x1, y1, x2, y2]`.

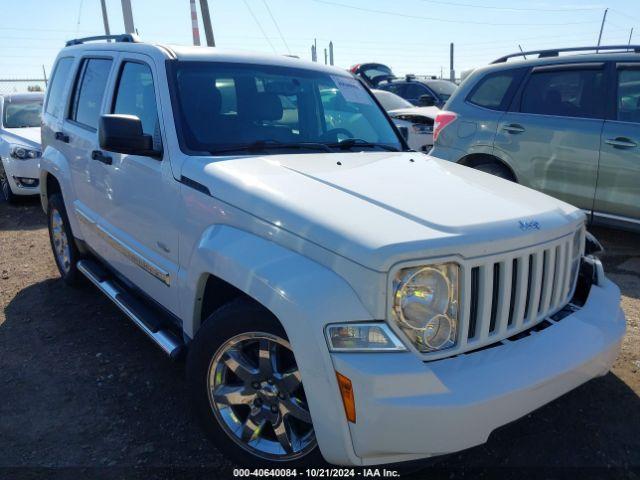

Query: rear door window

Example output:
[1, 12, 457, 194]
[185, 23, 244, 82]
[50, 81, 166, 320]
[404, 83, 428, 102]
[467, 70, 522, 110]
[520, 67, 605, 118]
[69, 58, 113, 130]
[617, 66, 640, 123]
[384, 83, 406, 98]
[45, 57, 74, 118]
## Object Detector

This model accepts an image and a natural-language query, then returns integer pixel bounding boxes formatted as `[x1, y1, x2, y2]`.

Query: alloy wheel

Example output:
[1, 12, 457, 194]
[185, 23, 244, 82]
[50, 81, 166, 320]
[207, 332, 316, 461]
[50, 208, 71, 274]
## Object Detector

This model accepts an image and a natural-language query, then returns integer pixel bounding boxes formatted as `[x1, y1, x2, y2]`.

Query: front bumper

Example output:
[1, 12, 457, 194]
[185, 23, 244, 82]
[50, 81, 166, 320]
[326, 275, 625, 466]
[1, 156, 40, 196]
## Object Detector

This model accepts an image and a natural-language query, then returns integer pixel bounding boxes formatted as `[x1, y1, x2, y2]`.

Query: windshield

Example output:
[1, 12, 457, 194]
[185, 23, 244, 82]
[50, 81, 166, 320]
[3, 98, 43, 128]
[373, 90, 413, 111]
[171, 62, 403, 155]
[425, 80, 457, 101]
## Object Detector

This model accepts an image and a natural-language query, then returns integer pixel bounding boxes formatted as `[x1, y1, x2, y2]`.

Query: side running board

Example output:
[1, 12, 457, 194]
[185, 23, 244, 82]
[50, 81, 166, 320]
[77, 259, 184, 358]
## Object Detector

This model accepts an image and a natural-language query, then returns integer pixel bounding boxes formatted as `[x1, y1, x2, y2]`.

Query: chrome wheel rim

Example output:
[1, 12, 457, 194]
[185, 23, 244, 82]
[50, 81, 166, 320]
[51, 208, 71, 273]
[207, 332, 316, 461]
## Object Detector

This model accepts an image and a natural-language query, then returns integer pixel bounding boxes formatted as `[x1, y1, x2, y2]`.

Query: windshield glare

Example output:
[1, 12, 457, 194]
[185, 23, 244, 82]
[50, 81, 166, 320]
[171, 62, 402, 154]
[3, 98, 43, 128]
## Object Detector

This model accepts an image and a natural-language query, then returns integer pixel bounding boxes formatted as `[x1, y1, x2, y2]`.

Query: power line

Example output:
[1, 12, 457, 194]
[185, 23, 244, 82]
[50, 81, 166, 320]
[417, 0, 602, 13]
[309, 0, 600, 26]
[262, 0, 291, 54]
[242, 0, 278, 53]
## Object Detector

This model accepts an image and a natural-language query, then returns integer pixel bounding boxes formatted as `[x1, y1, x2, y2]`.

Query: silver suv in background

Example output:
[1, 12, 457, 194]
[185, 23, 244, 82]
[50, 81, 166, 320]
[430, 45, 640, 232]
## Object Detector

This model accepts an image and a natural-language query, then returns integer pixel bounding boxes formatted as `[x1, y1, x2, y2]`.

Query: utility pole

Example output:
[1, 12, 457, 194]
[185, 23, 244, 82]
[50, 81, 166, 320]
[42, 65, 48, 87]
[449, 43, 455, 83]
[311, 38, 317, 62]
[121, 0, 135, 34]
[190, 0, 201, 46]
[596, 8, 608, 52]
[329, 41, 334, 66]
[199, 0, 215, 46]
[629, 28, 634, 49]
[100, 0, 111, 39]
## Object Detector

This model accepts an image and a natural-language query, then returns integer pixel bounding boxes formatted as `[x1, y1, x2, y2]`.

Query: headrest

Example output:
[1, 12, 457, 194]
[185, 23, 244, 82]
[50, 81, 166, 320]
[178, 74, 222, 113]
[545, 89, 561, 105]
[252, 92, 283, 121]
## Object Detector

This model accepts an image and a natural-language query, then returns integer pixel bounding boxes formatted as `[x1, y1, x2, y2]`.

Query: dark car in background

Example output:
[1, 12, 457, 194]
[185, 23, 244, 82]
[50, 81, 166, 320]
[378, 75, 457, 108]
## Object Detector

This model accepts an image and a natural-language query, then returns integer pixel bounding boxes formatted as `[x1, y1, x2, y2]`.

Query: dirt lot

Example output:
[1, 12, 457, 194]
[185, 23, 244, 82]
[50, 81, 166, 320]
[1, 198, 639, 479]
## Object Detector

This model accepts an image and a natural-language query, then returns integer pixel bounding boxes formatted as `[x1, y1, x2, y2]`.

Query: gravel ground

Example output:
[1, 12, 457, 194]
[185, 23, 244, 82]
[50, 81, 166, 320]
[0, 198, 639, 479]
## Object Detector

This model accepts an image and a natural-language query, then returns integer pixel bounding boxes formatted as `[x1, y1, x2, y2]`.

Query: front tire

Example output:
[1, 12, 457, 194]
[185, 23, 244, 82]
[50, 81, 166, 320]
[1, 166, 18, 204]
[47, 193, 83, 286]
[187, 300, 323, 467]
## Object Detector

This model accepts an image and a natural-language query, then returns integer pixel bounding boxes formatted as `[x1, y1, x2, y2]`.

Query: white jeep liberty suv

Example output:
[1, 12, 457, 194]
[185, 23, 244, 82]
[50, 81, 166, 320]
[39, 34, 625, 468]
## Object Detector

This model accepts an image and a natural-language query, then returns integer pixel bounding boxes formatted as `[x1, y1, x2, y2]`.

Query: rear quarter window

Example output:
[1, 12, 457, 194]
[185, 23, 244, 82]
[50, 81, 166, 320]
[467, 69, 523, 110]
[45, 57, 74, 118]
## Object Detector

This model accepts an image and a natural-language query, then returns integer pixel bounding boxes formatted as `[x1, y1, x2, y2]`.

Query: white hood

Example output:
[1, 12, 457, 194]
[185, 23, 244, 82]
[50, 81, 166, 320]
[1, 127, 41, 148]
[184, 152, 583, 271]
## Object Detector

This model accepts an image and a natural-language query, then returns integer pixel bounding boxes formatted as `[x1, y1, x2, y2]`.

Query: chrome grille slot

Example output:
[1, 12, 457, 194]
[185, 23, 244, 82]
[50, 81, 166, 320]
[460, 233, 576, 351]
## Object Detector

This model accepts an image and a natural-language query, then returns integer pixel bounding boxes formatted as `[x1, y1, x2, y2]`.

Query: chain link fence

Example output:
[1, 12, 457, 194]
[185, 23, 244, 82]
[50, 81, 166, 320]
[0, 78, 47, 95]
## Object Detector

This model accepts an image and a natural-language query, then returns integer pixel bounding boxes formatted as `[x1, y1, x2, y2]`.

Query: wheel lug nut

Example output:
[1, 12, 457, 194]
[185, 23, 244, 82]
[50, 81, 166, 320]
[251, 382, 260, 389]
[267, 379, 274, 385]
[270, 405, 278, 413]
[278, 393, 285, 399]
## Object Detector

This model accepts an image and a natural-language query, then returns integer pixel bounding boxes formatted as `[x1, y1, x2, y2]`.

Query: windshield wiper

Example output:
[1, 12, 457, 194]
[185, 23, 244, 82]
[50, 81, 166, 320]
[327, 138, 400, 152]
[211, 140, 332, 155]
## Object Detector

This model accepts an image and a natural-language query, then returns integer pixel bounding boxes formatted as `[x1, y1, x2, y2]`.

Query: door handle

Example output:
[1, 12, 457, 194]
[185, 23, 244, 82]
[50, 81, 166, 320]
[91, 150, 112, 165]
[502, 124, 526, 134]
[55, 131, 69, 143]
[605, 137, 637, 149]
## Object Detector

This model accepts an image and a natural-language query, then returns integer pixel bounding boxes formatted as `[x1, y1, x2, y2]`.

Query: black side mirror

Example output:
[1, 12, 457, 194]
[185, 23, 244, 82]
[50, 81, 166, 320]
[418, 94, 436, 107]
[99, 114, 160, 158]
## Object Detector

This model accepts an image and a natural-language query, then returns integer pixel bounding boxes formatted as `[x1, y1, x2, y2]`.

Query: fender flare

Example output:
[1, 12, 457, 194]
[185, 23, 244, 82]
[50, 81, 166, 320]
[39, 146, 83, 238]
[181, 224, 372, 465]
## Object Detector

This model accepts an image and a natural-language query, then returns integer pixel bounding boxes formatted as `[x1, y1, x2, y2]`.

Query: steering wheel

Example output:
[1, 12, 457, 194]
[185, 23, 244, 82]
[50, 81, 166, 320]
[320, 128, 354, 143]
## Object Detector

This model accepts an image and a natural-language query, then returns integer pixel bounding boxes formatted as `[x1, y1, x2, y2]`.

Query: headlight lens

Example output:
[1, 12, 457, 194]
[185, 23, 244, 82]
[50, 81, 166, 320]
[10, 145, 41, 160]
[393, 263, 459, 352]
[570, 226, 585, 293]
[325, 323, 406, 352]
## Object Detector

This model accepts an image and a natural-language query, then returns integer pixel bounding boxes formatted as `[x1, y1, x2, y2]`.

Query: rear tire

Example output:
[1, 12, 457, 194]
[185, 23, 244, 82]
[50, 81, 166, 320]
[473, 161, 515, 182]
[187, 299, 324, 468]
[47, 193, 83, 286]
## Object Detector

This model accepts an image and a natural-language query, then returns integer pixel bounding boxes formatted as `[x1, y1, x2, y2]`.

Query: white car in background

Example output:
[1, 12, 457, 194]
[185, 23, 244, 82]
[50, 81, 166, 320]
[0, 92, 44, 203]
[372, 88, 439, 152]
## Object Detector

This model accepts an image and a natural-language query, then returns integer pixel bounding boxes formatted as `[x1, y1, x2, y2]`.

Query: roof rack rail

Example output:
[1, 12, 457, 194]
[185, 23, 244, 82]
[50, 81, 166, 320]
[492, 45, 640, 64]
[65, 33, 141, 47]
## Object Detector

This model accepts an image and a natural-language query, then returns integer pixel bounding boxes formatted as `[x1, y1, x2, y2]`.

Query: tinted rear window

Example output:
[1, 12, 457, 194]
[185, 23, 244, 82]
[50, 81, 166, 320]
[45, 57, 74, 118]
[520, 68, 604, 119]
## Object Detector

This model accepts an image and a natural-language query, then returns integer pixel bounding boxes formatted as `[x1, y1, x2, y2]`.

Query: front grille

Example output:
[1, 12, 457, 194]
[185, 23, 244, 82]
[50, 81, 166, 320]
[458, 234, 577, 351]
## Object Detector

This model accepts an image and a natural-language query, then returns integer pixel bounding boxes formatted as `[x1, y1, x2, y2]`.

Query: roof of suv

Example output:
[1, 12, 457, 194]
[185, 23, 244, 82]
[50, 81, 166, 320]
[60, 35, 348, 76]
[478, 48, 640, 76]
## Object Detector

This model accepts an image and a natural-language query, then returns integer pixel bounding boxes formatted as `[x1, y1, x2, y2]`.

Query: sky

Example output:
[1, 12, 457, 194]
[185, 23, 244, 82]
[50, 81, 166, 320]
[1, 0, 639, 82]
